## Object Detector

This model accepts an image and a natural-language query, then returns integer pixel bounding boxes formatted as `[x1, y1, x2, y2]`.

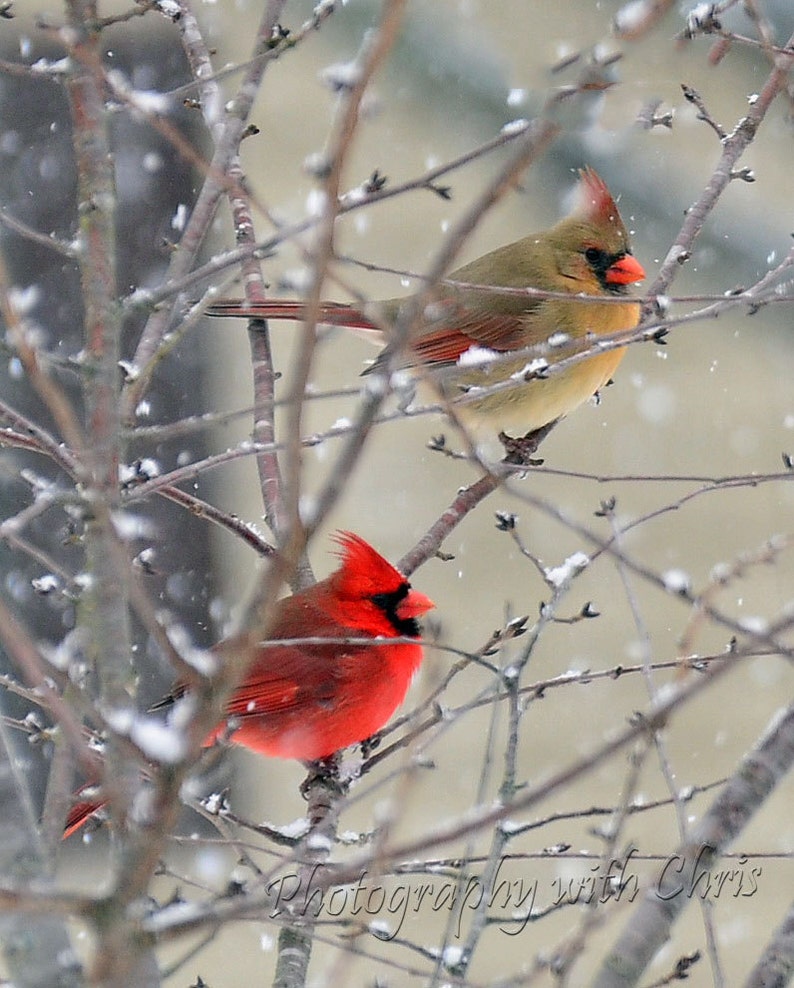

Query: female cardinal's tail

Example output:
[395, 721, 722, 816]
[206, 298, 378, 332]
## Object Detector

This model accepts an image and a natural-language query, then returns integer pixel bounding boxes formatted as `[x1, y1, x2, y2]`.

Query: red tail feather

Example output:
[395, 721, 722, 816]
[63, 791, 104, 839]
[207, 299, 377, 331]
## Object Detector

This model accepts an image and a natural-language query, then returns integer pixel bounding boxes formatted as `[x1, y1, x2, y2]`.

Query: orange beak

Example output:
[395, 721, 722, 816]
[399, 588, 435, 620]
[605, 254, 646, 286]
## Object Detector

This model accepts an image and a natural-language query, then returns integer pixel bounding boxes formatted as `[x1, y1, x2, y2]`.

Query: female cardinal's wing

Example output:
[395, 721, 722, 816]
[406, 304, 531, 367]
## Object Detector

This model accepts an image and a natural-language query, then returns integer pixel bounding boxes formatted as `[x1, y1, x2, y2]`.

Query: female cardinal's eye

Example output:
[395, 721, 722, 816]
[584, 246, 604, 266]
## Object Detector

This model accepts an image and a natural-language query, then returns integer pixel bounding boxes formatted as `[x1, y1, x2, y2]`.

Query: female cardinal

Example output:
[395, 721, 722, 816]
[208, 168, 645, 438]
[63, 532, 434, 837]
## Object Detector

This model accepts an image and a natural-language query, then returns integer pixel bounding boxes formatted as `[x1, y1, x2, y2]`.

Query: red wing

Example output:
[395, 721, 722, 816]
[224, 597, 361, 720]
[408, 307, 529, 368]
[224, 647, 308, 719]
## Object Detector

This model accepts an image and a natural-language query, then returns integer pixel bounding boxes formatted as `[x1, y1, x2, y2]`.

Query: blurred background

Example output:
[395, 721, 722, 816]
[4, 0, 794, 984]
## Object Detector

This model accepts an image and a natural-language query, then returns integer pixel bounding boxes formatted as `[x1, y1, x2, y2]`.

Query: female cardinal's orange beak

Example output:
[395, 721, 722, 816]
[605, 254, 646, 286]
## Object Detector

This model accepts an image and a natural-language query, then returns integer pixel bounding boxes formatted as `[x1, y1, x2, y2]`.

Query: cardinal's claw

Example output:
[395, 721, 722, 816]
[499, 419, 558, 466]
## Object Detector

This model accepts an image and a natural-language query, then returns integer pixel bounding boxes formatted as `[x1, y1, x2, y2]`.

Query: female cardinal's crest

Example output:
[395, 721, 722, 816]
[332, 531, 405, 598]
[576, 167, 620, 227]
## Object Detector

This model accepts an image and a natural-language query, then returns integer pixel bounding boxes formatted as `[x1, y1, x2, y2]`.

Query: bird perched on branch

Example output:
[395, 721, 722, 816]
[208, 168, 645, 449]
[64, 532, 434, 837]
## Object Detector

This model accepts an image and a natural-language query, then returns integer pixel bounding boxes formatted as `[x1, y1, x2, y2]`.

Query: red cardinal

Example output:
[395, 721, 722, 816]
[64, 532, 434, 837]
[207, 168, 645, 438]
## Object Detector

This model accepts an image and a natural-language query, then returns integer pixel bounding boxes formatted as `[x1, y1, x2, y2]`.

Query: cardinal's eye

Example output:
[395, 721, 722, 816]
[584, 246, 605, 266]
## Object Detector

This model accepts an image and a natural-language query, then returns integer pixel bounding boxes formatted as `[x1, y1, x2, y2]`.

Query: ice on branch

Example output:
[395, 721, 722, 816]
[545, 552, 590, 588]
[662, 568, 691, 595]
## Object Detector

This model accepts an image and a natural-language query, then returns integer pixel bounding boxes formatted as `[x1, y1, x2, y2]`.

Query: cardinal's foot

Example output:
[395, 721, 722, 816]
[360, 731, 382, 759]
[300, 754, 348, 800]
[499, 420, 558, 466]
